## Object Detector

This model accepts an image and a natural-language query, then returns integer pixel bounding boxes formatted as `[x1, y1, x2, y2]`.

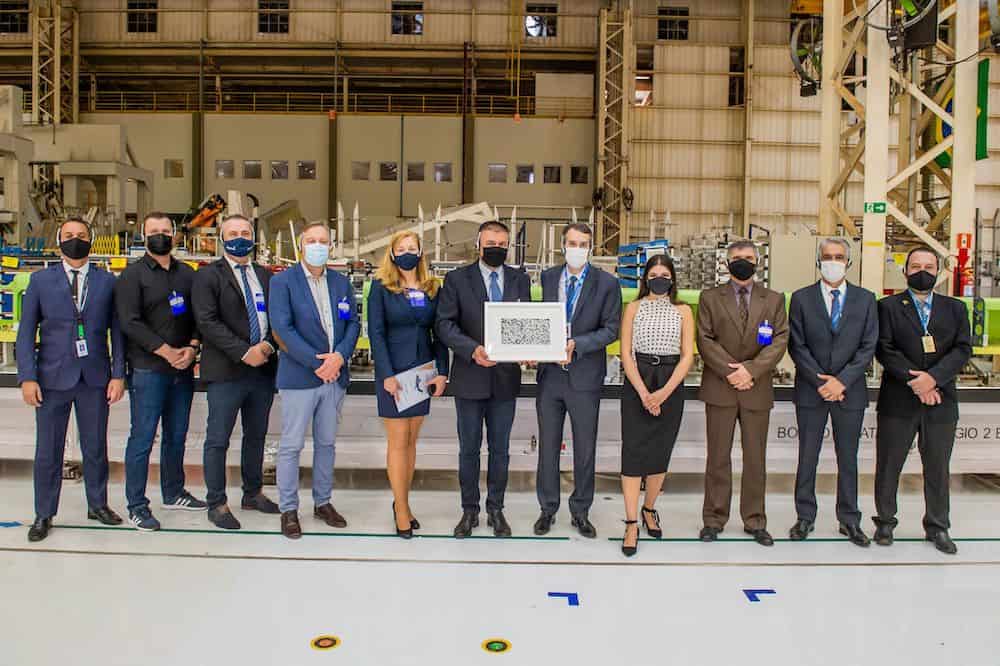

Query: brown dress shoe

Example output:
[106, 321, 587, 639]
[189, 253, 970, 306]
[281, 511, 302, 539]
[314, 504, 347, 528]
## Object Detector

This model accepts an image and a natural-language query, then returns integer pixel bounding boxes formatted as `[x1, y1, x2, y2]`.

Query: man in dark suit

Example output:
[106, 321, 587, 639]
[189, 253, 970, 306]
[787, 238, 878, 547]
[436, 220, 531, 537]
[696, 240, 788, 546]
[17, 217, 126, 542]
[874, 245, 972, 555]
[192, 214, 280, 530]
[533, 223, 621, 538]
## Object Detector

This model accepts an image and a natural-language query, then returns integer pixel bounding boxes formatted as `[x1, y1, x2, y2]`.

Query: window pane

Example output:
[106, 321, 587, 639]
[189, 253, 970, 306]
[525, 4, 557, 38]
[163, 159, 184, 179]
[488, 163, 507, 184]
[126, 0, 158, 33]
[243, 160, 262, 179]
[391, 2, 424, 36]
[406, 162, 425, 181]
[270, 160, 288, 180]
[351, 161, 370, 181]
[570, 166, 588, 184]
[215, 160, 234, 179]
[297, 160, 317, 180]
[258, 0, 289, 34]
[657, 6, 689, 41]
[543, 165, 561, 184]
[516, 165, 535, 184]
[433, 162, 452, 183]
[380, 162, 398, 181]
[0, 1, 29, 34]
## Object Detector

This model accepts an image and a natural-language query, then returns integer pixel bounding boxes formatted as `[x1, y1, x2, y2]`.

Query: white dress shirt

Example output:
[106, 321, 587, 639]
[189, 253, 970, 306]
[820, 280, 846, 317]
[225, 256, 269, 340]
[62, 260, 90, 310]
[479, 260, 504, 298]
[301, 262, 335, 352]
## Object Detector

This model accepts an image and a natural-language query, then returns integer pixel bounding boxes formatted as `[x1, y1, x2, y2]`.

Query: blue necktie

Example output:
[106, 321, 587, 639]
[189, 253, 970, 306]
[238, 265, 262, 345]
[830, 289, 842, 331]
[566, 275, 578, 321]
[489, 271, 502, 303]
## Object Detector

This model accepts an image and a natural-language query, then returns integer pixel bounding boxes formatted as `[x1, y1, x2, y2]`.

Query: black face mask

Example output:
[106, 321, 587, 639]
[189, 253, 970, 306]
[907, 270, 937, 293]
[146, 233, 173, 256]
[60, 238, 91, 261]
[648, 277, 673, 296]
[481, 245, 508, 268]
[728, 258, 757, 281]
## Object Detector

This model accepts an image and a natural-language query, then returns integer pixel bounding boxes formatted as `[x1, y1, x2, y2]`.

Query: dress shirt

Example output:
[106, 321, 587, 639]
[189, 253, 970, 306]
[62, 260, 90, 309]
[479, 260, 504, 297]
[820, 279, 846, 317]
[225, 256, 270, 340]
[301, 262, 334, 352]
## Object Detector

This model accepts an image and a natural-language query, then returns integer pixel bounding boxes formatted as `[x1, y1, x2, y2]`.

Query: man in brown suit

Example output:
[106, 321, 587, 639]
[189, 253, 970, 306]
[696, 240, 789, 546]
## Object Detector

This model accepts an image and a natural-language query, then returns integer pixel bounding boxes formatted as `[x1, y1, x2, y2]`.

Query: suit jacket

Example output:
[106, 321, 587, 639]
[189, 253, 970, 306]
[788, 281, 878, 411]
[536, 263, 622, 392]
[875, 291, 972, 423]
[435, 262, 532, 401]
[191, 258, 277, 384]
[696, 282, 789, 410]
[16, 263, 125, 391]
[367, 278, 449, 383]
[268, 264, 360, 391]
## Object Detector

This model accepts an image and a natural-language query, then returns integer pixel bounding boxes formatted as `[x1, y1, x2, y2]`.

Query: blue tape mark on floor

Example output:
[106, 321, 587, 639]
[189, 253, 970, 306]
[548, 592, 580, 606]
[0, 521, 22, 528]
[743, 589, 776, 603]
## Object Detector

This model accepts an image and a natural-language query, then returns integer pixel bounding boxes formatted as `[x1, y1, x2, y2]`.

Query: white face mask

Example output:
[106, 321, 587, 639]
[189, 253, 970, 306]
[564, 246, 589, 270]
[820, 260, 847, 284]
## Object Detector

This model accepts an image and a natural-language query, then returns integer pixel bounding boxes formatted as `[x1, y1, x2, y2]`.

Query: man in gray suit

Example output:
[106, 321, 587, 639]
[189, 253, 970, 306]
[787, 237, 878, 547]
[533, 223, 622, 537]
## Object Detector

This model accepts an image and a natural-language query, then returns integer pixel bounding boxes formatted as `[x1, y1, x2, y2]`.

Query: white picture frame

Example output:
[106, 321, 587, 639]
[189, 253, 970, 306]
[484, 301, 567, 362]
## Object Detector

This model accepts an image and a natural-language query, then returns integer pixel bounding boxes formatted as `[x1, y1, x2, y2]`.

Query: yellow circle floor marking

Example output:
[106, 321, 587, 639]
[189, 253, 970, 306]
[481, 638, 512, 654]
[311, 635, 341, 651]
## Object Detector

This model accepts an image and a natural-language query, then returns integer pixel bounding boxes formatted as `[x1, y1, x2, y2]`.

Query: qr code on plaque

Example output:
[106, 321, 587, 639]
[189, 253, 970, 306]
[500, 318, 551, 345]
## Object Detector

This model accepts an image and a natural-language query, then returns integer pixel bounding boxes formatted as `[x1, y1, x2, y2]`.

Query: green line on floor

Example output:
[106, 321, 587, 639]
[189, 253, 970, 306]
[607, 537, 1000, 543]
[56, 524, 571, 541]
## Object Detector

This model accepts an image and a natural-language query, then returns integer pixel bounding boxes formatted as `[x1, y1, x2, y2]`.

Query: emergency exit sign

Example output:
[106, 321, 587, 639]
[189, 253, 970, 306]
[864, 201, 887, 214]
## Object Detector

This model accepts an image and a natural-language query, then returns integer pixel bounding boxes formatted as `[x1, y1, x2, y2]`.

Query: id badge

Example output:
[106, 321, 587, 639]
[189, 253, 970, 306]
[407, 290, 426, 308]
[922, 335, 936, 354]
[75, 338, 89, 358]
[254, 292, 266, 313]
[169, 291, 187, 316]
[337, 298, 351, 320]
[757, 320, 774, 346]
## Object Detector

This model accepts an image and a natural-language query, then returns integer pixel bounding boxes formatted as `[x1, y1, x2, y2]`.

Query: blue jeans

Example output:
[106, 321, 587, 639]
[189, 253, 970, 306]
[276, 382, 345, 513]
[455, 397, 516, 512]
[124, 368, 194, 513]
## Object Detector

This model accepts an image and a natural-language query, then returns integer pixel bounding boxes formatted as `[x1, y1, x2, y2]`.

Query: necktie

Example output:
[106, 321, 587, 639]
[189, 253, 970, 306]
[489, 271, 502, 303]
[238, 265, 262, 345]
[830, 289, 842, 331]
[566, 275, 578, 321]
[738, 287, 749, 329]
[70, 270, 80, 309]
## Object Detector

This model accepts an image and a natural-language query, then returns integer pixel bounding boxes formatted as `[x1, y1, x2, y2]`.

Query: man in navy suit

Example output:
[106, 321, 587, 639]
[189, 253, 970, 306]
[533, 223, 621, 538]
[787, 238, 878, 547]
[17, 217, 126, 542]
[268, 221, 360, 539]
[435, 220, 532, 538]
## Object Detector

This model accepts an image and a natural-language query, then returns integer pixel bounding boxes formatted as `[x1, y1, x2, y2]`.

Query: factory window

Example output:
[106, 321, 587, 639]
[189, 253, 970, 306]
[570, 165, 588, 184]
[657, 6, 689, 41]
[516, 165, 535, 184]
[126, 0, 158, 34]
[407, 162, 425, 181]
[728, 47, 745, 107]
[215, 160, 234, 179]
[297, 160, 317, 180]
[163, 159, 184, 179]
[391, 2, 424, 36]
[543, 165, 561, 184]
[0, 1, 28, 34]
[379, 162, 398, 182]
[488, 163, 507, 184]
[243, 160, 263, 179]
[258, 0, 289, 34]
[525, 4, 557, 38]
[433, 162, 452, 183]
[351, 161, 370, 181]
[270, 160, 288, 180]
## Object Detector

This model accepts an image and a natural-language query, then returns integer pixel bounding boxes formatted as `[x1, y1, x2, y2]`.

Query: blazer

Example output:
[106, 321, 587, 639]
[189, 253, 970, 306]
[367, 278, 449, 383]
[788, 281, 878, 411]
[191, 258, 277, 384]
[16, 263, 126, 391]
[268, 264, 360, 391]
[435, 262, 532, 401]
[536, 263, 622, 392]
[875, 291, 972, 423]
[696, 282, 789, 410]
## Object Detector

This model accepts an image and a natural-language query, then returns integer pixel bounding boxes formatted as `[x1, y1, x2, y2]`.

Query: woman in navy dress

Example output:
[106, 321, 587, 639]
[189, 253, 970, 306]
[367, 230, 449, 538]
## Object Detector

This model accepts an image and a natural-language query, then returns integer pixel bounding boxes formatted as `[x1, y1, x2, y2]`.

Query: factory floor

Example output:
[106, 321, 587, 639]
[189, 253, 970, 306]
[2, 474, 1000, 666]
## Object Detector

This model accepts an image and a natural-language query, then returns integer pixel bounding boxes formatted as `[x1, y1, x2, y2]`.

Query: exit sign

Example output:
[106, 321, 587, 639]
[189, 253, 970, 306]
[864, 201, 887, 214]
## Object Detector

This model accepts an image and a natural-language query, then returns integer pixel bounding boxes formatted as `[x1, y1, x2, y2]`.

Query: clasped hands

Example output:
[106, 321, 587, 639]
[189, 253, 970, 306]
[726, 362, 754, 391]
[639, 385, 674, 416]
[154, 343, 197, 371]
[242, 341, 275, 368]
[315, 351, 345, 383]
[908, 369, 942, 406]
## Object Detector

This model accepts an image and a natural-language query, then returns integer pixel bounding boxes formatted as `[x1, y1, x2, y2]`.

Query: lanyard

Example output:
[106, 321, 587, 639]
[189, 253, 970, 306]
[563, 264, 588, 318]
[908, 290, 932, 333]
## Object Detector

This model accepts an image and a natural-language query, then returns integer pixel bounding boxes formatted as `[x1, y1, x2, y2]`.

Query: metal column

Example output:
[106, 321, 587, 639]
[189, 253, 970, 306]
[31, 0, 79, 125]
[861, 0, 890, 295]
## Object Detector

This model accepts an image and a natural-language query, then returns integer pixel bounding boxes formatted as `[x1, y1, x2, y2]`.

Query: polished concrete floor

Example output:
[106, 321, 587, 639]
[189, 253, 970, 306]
[2, 476, 1000, 665]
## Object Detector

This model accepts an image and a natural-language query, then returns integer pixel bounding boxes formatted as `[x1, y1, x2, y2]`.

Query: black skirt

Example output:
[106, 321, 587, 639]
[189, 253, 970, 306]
[620, 357, 685, 476]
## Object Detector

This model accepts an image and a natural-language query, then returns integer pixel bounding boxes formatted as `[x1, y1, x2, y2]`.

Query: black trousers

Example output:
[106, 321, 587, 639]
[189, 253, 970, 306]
[456, 397, 516, 513]
[793, 403, 865, 527]
[535, 369, 600, 517]
[874, 411, 956, 533]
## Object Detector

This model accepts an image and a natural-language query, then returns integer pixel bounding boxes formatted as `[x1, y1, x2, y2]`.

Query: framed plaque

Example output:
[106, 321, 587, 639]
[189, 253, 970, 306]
[484, 301, 567, 362]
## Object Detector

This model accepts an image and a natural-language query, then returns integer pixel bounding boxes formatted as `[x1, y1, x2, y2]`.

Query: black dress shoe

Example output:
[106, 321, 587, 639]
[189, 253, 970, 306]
[453, 510, 479, 538]
[873, 523, 894, 546]
[487, 509, 512, 537]
[789, 520, 814, 541]
[241, 493, 280, 514]
[839, 523, 871, 548]
[571, 514, 597, 539]
[208, 505, 242, 530]
[926, 530, 958, 555]
[533, 512, 555, 536]
[281, 511, 302, 539]
[27, 517, 51, 542]
[699, 526, 722, 542]
[745, 528, 775, 547]
[87, 506, 123, 526]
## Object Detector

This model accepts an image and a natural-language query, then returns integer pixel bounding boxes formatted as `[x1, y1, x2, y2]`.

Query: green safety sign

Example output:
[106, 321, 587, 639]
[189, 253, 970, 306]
[864, 202, 886, 214]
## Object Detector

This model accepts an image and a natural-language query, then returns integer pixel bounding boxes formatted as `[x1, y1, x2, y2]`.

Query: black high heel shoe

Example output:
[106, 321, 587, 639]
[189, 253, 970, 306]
[392, 502, 413, 539]
[410, 515, 420, 530]
[622, 519, 639, 557]
[641, 505, 663, 539]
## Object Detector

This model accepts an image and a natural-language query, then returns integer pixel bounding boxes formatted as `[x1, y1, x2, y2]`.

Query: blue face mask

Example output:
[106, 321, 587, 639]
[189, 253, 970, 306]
[392, 251, 421, 271]
[304, 242, 330, 267]
[223, 237, 254, 258]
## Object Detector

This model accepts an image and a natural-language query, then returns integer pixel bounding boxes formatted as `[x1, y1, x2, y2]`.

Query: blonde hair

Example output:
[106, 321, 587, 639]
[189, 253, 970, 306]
[374, 230, 439, 297]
